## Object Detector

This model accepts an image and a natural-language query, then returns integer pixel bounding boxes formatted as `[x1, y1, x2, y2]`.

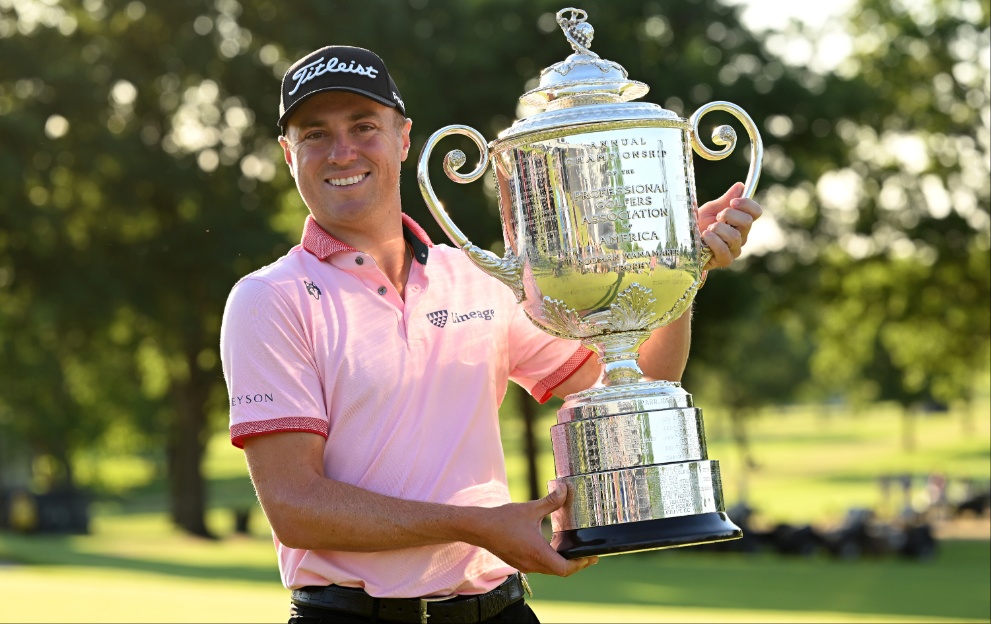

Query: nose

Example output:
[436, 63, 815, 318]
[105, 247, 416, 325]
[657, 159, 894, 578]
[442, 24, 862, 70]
[325, 133, 357, 165]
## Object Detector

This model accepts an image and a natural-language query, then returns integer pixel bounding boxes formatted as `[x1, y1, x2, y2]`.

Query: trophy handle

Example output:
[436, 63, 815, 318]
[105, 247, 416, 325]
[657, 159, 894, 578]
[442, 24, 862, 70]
[417, 125, 525, 302]
[688, 101, 764, 268]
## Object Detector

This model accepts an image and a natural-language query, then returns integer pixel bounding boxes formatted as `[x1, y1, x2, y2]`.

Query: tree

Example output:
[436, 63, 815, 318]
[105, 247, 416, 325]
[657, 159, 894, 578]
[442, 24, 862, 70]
[0, 0, 291, 535]
[798, 0, 991, 436]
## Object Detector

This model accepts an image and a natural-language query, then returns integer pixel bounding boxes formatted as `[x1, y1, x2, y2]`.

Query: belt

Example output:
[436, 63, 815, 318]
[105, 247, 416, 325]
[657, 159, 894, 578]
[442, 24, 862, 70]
[290, 573, 529, 624]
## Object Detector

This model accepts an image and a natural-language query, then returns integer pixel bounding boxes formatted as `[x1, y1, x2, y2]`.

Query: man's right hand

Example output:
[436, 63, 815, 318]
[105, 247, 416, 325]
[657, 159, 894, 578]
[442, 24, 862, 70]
[468, 485, 599, 577]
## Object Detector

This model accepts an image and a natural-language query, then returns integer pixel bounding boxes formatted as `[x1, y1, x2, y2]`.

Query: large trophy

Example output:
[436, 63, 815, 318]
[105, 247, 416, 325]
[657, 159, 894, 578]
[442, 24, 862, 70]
[417, 8, 763, 558]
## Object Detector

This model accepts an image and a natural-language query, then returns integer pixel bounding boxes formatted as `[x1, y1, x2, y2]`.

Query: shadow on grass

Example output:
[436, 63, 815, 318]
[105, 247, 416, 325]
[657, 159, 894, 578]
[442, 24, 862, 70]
[528, 541, 990, 621]
[0, 533, 280, 584]
[958, 447, 991, 461]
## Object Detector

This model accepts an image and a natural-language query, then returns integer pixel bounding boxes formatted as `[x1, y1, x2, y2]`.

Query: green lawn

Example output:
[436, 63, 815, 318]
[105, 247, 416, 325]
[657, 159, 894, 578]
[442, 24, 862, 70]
[1, 400, 989, 622]
[0, 524, 986, 622]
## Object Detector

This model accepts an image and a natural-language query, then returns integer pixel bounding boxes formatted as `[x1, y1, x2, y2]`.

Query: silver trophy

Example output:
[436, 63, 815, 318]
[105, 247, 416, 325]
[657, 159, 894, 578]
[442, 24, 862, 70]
[417, 7, 763, 558]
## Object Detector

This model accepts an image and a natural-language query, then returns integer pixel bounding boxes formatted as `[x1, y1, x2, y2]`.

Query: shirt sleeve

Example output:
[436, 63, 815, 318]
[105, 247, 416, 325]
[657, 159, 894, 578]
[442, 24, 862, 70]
[505, 304, 595, 403]
[220, 277, 329, 449]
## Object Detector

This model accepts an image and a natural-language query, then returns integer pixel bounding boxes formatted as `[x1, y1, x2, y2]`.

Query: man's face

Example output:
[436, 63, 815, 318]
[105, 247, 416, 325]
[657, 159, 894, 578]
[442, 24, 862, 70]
[280, 91, 411, 233]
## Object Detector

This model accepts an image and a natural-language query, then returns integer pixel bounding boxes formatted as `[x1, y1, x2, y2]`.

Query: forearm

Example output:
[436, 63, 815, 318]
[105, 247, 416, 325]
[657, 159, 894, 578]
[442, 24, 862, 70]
[255, 470, 484, 552]
[638, 308, 691, 382]
[246, 435, 594, 575]
[243, 431, 498, 553]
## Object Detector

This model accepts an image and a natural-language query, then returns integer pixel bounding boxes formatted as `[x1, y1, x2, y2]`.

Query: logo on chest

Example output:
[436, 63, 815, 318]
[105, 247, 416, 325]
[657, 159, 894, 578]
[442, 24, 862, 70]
[427, 310, 449, 327]
[304, 279, 321, 300]
[426, 308, 495, 328]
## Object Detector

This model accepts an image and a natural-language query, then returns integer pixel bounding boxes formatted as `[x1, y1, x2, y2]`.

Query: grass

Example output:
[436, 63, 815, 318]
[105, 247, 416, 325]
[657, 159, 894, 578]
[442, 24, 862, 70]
[530, 541, 991, 620]
[1, 400, 989, 622]
[1, 525, 986, 622]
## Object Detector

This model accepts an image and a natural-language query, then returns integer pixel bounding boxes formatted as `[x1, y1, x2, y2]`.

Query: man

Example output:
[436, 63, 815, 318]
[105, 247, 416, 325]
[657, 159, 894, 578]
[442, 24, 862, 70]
[220, 45, 762, 623]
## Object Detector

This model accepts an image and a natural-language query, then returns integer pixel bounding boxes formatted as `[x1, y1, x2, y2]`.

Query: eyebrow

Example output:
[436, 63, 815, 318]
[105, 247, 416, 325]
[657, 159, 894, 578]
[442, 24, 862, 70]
[293, 109, 383, 131]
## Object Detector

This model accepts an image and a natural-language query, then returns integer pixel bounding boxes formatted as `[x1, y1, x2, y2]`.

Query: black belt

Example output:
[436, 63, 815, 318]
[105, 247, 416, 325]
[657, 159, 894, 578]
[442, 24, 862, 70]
[290, 573, 528, 624]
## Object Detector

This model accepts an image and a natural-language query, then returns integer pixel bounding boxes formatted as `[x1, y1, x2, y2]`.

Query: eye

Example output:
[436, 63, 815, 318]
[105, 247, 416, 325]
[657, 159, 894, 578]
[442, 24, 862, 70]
[355, 123, 377, 133]
[303, 130, 327, 141]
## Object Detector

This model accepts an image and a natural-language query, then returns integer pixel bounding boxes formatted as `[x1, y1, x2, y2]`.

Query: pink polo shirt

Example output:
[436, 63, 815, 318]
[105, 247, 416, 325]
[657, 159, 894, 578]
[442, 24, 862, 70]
[220, 214, 591, 598]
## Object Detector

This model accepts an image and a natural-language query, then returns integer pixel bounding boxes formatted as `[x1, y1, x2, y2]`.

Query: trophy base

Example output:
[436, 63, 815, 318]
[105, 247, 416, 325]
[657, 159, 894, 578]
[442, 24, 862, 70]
[551, 512, 743, 559]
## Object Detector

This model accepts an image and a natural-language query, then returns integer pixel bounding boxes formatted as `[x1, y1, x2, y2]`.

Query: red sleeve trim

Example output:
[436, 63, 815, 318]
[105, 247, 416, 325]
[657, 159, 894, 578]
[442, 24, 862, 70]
[230, 417, 329, 449]
[531, 347, 595, 404]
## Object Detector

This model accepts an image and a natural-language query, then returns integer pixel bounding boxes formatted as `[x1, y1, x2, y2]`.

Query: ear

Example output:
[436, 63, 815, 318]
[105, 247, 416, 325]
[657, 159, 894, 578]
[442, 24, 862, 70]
[279, 135, 297, 179]
[399, 118, 412, 162]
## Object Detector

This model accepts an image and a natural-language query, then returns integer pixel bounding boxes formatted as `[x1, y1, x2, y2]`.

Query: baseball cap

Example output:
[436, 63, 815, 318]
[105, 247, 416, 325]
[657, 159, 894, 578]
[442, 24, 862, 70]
[278, 45, 406, 132]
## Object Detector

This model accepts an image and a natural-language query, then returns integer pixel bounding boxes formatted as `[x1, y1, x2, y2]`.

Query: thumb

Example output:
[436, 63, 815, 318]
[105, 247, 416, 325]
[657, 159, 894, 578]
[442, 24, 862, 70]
[719, 181, 745, 203]
[535, 484, 568, 515]
[700, 182, 744, 222]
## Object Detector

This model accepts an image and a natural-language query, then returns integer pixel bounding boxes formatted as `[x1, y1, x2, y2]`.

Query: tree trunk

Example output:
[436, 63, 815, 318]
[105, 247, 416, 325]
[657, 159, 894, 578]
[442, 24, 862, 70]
[729, 405, 757, 471]
[167, 365, 214, 538]
[518, 385, 542, 501]
[49, 384, 78, 490]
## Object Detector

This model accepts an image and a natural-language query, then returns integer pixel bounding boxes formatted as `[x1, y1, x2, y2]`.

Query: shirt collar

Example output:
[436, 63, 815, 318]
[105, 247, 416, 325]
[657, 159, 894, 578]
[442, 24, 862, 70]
[301, 214, 432, 265]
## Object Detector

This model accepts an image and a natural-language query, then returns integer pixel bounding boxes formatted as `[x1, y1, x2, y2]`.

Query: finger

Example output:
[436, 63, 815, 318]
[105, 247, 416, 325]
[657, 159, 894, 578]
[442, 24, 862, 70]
[709, 222, 744, 256]
[551, 554, 599, 577]
[714, 209, 754, 245]
[702, 229, 733, 269]
[716, 208, 755, 229]
[700, 182, 745, 216]
[709, 182, 743, 206]
[717, 181, 745, 204]
[727, 196, 762, 220]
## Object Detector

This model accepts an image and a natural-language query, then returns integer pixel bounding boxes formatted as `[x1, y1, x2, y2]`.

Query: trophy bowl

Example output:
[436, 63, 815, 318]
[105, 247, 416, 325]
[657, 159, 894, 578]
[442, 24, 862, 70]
[417, 7, 763, 558]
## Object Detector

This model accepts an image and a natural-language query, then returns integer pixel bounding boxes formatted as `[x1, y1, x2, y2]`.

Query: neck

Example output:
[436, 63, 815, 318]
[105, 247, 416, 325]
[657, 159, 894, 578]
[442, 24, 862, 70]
[338, 220, 412, 297]
[309, 210, 413, 297]
[380, 238, 412, 299]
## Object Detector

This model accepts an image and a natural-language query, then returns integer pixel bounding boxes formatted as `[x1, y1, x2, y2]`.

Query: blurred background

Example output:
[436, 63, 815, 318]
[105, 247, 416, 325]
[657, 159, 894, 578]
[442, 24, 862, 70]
[0, 0, 988, 622]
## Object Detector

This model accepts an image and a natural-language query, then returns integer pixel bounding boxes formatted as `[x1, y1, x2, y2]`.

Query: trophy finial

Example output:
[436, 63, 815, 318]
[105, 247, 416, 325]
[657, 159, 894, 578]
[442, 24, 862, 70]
[556, 8, 599, 58]
[520, 7, 649, 111]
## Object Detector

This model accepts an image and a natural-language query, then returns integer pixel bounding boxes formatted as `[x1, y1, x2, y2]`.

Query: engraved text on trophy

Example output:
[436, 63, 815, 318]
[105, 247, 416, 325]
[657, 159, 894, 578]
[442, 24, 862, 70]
[494, 126, 702, 321]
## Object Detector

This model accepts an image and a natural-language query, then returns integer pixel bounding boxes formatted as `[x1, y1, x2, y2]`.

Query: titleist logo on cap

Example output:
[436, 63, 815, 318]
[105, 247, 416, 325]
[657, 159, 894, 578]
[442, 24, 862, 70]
[288, 56, 380, 96]
[278, 45, 405, 130]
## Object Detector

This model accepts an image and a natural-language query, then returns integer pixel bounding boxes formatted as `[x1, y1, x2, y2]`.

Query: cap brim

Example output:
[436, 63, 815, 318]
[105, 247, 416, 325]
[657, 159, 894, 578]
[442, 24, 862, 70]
[278, 86, 404, 131]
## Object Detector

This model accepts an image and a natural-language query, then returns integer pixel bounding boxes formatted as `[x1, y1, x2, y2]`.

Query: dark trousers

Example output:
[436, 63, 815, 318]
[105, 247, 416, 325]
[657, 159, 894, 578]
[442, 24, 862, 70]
[288, 598, 541, 623]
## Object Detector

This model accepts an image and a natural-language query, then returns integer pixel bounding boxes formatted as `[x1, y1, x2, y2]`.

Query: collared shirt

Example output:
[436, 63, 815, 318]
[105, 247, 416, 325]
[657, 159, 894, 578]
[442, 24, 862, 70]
[220, 214, 591, 598]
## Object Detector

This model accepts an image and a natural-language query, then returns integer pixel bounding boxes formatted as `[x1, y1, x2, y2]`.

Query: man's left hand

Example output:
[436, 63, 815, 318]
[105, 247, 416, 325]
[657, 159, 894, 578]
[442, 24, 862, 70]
[698, 181, 763, 270]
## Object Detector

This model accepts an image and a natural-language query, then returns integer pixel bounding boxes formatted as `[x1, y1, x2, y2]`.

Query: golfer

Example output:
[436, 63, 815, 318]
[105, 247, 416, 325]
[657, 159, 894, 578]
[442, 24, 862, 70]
[220, 45, 762, 623]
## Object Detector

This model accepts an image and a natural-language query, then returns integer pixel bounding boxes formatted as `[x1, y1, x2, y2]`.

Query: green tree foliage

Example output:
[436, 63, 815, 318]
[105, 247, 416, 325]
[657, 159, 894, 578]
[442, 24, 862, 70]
[0, 0, 292, 535]
[800, 0, 991, 414]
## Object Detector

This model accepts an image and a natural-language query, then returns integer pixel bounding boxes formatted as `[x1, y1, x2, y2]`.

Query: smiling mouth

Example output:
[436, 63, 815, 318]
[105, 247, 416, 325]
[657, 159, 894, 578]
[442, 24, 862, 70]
[327, 173, 368, 187]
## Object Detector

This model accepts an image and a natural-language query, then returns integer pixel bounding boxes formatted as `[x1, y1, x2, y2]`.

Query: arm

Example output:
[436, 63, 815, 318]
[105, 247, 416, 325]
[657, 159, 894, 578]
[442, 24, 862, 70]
[551, 182, 762, 398]
[244, 430, 597, 576]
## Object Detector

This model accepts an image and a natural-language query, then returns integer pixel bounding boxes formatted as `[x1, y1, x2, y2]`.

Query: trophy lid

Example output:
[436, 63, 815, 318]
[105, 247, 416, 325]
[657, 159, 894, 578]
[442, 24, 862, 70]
[497, 8, 678, 142]
[520, 8, 648, 110]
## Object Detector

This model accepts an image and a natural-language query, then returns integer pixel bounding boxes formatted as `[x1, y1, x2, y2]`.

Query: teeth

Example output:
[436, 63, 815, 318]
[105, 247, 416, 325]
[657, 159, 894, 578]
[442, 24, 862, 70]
[328, 174, 366, 187]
